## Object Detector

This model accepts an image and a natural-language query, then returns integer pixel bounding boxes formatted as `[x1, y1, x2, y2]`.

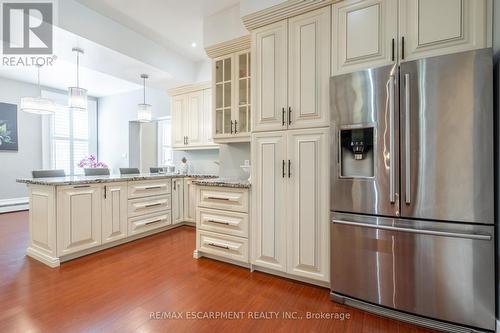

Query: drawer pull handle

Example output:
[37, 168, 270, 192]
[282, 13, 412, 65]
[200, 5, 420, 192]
[207, 197, 230, 201]
[74, 185, 90, 188]
[144, 203, 163, 208]
[144, 219, 163, 226]
[207, 219, 230, 225]
[207, 243, 230, 250]
[144, 186, 163, 190]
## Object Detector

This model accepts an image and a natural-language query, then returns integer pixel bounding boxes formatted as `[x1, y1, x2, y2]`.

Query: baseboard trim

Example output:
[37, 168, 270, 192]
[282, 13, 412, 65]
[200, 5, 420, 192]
[0, 197, 29, 213]
[27, 247, 60, 268]
[253, 265, 330, 288]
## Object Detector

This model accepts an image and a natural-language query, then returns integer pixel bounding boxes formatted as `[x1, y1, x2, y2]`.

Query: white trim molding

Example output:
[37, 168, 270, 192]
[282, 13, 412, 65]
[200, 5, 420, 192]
[0, 197, 29, 213]
[167, 81, 211, 96]
[204, 35, 251, 59]
[241, 0, 340, 31]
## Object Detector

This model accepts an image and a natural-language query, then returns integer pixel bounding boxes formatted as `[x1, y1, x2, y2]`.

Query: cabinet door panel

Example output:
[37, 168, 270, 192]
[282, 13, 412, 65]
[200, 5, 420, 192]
[102, 183, 127, 244]
[57, 185, 102, 256]
[399, 0, 492, 61]
[172, 178, 184, 224]
[187, 91, 203, 146]
[288, 7, 330, 129]
[287, 128, 329, 282]
[332, 0, 398, 75]
[252, 20, 288, 132]
[171, 95, 186, 148]
[203, 89, 214, 145]
[183, 178, 197, 223]
[251, 132, 287, 271]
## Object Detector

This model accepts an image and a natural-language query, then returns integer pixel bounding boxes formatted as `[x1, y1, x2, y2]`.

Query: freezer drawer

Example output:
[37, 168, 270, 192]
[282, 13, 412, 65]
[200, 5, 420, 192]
[330, 212, 495, 331]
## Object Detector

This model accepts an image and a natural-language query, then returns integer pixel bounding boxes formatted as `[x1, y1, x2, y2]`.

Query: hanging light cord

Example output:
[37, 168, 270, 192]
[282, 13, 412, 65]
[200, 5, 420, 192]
[76, 51, 80, 88]
[143, 76, 146, 104]
[37, 65, 41, 95]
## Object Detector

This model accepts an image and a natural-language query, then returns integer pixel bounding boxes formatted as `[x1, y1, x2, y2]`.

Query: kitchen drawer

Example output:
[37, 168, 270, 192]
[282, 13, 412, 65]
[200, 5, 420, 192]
[197, 207, 248, 238]
[128, 195, 171, 217]
[197, 230, 248, 263]
[128, 211, 171, 236]
[198, 187, 249, 213]
[128, 179, 171, 199]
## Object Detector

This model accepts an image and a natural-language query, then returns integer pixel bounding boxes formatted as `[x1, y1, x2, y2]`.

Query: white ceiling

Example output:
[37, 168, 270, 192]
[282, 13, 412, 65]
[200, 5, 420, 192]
[0, 26, 178, 97]
[75, 0, 241, 61]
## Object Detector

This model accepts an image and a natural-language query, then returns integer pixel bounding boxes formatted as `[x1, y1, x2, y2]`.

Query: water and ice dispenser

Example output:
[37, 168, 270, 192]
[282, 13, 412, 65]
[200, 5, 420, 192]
[339, 127, 374, 178]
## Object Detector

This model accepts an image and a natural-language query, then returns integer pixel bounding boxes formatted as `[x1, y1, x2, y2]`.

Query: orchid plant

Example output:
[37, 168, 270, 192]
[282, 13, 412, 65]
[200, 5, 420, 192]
[78, 154, 108, 169]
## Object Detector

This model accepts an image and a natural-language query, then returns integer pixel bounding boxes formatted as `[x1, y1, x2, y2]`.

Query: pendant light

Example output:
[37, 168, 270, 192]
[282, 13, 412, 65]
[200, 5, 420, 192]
[137, 74, 152, 122]
[68, 47, 87, 109]
[20, 65, 55, 114]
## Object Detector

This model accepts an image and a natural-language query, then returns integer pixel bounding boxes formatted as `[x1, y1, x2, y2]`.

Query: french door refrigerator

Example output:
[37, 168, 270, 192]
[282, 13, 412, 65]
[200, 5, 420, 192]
[330, 48, 495, 332]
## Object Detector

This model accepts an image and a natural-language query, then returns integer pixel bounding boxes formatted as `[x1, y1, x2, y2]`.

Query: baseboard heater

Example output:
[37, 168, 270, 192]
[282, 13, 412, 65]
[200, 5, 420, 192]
[0, 198, 29, 213]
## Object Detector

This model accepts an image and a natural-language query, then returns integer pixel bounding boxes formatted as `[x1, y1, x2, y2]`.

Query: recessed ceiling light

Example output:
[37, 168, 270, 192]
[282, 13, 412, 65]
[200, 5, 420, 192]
[191, 42, 197, 48]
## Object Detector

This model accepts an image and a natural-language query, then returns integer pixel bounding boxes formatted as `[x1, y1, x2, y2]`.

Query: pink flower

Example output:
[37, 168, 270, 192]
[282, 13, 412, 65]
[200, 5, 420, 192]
[77, 155, 108, 169]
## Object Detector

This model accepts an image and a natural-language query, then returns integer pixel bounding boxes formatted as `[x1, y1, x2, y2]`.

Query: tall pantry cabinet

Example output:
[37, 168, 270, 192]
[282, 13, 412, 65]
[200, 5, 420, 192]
[250, 6, 331, 283]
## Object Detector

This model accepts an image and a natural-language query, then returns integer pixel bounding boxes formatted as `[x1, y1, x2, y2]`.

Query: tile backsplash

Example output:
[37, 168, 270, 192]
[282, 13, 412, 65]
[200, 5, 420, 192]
[172, 142, 250, 179]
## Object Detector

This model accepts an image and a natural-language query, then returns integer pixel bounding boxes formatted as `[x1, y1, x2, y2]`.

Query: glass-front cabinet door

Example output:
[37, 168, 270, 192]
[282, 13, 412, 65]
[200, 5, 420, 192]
[235, 50, 251, 135]
[214, 55, 232, 137]
[213, 49, 251, 143]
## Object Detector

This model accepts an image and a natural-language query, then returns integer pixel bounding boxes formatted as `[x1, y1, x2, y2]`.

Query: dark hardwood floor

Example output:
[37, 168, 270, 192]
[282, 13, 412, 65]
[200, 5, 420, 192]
[0, 211, 436, 333]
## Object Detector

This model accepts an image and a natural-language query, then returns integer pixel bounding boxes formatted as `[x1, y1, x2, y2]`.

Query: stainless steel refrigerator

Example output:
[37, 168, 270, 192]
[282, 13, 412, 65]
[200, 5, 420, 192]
[330, 48, 495, 332]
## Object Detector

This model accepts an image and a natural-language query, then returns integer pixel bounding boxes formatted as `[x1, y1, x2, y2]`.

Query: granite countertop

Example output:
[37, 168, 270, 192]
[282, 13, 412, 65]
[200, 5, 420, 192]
[17, 173, 218, 186]
[191, 178, 251, 189]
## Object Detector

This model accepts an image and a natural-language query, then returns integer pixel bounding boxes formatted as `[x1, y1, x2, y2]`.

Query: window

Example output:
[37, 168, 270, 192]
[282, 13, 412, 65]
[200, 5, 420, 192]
[42, 90, 97, 175]
[158, 117, 172, 166]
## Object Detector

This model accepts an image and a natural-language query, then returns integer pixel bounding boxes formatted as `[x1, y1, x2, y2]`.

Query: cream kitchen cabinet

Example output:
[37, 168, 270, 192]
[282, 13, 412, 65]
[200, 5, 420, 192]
[169, 82, 218, 150]
[196, 186, 251, 264]
[56, 184, 102, 256]
[252, 6, 330, 132]
[183, 178, 197, 223]
[331, 0, 398, 75]
[251, 131, 287, 272]
[102, 182, 128, 244]
[251, 127, 329, 282]
[399, 0, 492, 62]
[332, 0, 492, 75]
[213, 50, 252, 143]
[172, 178, 184, 224]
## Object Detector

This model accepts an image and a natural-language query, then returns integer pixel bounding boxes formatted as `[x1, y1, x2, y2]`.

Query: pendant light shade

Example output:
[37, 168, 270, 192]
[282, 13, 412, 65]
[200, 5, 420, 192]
[137, 74, 152, 122]
[68, 47, 88, 109]
[20, 65, 55, 114]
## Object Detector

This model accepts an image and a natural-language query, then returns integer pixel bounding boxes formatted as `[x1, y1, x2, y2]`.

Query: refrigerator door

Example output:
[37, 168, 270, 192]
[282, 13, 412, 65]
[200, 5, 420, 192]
[330, 64, 400, 216]
[399, 48, 494, 224]
[331, 212, 495, 331]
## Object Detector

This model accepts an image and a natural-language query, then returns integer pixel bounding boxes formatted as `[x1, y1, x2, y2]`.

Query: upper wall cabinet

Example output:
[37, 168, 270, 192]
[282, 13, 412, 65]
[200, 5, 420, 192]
[332, 0, 398, 76]
[332, 0, 492, 75]
[168, 83, 218, 150]
[213, 49, 252, 143]
[253, 6, 331, 132]
[399, 0, 492, 62]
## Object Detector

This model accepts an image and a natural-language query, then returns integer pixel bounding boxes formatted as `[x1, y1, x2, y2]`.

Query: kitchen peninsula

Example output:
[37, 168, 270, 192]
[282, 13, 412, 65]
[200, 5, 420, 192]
[16, 174, 211, 267]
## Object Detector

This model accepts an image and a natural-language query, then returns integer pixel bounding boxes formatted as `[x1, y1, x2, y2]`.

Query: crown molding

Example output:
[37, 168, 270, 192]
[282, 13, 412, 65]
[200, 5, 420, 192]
[167, 81, 211, 96]
[204, 35, 251, 59]
[242, 0, 340, 31]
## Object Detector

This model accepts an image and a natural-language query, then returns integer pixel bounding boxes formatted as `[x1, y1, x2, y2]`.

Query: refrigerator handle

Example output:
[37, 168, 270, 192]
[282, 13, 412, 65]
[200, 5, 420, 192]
[331, 219, 492, 241]
[389, 75, 395, 204]
[404, 73, 411, 205]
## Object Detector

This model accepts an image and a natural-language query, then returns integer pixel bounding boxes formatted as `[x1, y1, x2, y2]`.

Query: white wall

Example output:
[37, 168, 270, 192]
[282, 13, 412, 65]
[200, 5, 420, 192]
[194, 59, 212, 83]
[203, 4, 249, 47]
[0, 77, 42, 200]
[98, 88, 170, 174]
